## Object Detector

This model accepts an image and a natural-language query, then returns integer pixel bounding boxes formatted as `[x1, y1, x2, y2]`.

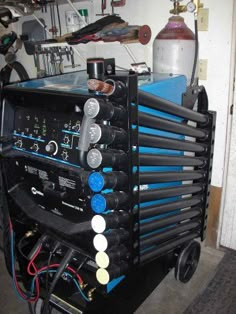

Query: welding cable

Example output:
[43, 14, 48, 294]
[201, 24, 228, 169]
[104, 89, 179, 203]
[17, 235, 31, 260]
[30, 270, 90, 303]
[9, 220, 40, 302]
[42, 248, 75, 314]
[71, 257, 88, 282]
[45, 252, 54, 302]
[0, 245, 4, 253]
[36, 263, 83, 285]
[28, 303, 34, 314]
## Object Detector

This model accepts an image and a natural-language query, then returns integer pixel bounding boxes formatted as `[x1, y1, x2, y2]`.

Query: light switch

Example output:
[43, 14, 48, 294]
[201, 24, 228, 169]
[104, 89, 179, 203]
[199, 59, 208, 80]
[198, 8, 209, 31]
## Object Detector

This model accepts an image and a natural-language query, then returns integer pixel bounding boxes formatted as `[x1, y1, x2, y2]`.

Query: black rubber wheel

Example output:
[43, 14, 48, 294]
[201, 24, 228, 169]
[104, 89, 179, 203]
[175, 240, 201, 283]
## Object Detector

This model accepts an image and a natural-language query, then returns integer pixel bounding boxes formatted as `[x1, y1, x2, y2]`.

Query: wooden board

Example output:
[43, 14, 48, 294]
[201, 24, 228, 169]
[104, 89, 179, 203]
[206, 186, 222, 248]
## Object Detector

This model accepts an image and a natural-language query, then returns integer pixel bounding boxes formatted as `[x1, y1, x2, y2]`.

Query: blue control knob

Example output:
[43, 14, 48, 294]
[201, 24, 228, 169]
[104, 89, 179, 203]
[91, 194, 107, 214]
[88, 172, 105, 192]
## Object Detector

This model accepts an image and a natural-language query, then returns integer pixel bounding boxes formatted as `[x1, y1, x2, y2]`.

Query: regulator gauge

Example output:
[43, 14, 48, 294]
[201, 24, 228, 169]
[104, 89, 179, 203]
[187, 1, 196, 13]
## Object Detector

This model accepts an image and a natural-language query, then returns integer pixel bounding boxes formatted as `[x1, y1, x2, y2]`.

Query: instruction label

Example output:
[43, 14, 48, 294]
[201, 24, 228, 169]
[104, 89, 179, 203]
[59, 176, 76, 189]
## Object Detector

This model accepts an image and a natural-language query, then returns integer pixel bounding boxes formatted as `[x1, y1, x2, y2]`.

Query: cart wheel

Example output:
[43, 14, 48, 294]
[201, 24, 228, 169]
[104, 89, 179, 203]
[175, 240, 201, 283]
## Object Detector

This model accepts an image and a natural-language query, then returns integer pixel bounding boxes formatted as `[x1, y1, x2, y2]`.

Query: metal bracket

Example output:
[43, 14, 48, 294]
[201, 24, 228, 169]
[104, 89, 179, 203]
[182, 85, 200, 109]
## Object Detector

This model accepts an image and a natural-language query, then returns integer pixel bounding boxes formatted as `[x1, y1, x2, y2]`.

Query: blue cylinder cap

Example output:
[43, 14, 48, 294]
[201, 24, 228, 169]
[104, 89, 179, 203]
[91, 194, 107, 213]
[88, 172, 105, 192]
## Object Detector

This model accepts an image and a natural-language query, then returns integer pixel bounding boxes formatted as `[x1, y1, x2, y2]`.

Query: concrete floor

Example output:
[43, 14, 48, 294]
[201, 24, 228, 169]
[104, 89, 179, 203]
[136, 245, 224, 314]
[0, 243, 224, 314]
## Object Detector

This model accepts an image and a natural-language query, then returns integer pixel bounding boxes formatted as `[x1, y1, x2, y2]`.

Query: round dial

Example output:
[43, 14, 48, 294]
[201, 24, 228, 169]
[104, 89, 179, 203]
[187, 1, 196, 12]
[45, 141, 58, 155]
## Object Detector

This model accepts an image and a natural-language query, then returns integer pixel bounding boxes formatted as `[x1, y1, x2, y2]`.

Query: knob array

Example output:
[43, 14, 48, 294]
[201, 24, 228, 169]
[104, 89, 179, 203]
[84, 94, 130, 286]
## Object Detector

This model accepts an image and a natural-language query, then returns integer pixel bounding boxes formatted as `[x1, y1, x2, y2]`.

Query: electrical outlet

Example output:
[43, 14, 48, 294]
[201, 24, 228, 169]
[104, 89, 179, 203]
[199, 59, 208, 80]
[198, 8, 209, 31]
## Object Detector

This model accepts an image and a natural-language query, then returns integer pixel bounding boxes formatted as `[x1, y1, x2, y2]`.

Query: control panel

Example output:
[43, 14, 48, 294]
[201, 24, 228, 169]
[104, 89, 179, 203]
[13, 109, 83, 168]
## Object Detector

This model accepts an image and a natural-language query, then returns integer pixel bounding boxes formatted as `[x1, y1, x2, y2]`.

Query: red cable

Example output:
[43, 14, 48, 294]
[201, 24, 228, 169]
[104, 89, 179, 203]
[27, 245, 42, 276]
[9, 218, 13, 232]
[27, 247, 83, 285]
[13, 274, 39, 302]
[10, 218, 40, 302]
[25, 245, 43, 302]
[12, 216, 83, 301]
[30, 261, 40, 302]
[37, 264, 83, 285]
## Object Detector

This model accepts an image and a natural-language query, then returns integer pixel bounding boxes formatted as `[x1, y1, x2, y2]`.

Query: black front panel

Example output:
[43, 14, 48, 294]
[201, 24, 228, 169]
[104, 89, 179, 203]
[7, 158, 91, 223]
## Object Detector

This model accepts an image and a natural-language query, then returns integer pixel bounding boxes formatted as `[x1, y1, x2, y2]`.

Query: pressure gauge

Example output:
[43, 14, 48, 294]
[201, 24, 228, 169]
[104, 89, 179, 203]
[187, 1, 196, 12]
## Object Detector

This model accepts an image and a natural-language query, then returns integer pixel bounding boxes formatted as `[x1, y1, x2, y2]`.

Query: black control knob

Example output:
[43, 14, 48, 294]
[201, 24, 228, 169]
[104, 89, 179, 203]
[32, 143, 39, 152]
[63, 136, 70, 144]
[61, 150, 69, 161]
[45, 141, 58, 155]
[15, 139, 23, 148]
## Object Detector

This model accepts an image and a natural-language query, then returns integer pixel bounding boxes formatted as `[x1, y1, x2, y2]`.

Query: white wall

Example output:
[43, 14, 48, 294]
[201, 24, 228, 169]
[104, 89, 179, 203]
[220, 104, 236, 249]
[6, 0, 235, 188]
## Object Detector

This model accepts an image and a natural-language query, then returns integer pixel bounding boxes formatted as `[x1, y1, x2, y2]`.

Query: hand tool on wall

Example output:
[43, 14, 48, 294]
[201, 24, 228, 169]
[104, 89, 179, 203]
[97, 0, 109, 16]
[111, 0, 126, 15]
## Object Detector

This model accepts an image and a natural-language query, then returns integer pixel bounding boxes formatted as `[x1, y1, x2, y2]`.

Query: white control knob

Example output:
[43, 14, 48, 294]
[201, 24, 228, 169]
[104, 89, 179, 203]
[45, 141, 58, 155]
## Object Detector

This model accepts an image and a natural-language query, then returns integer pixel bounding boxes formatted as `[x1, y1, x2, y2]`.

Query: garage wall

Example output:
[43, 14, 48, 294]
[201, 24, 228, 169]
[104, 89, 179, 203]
[3, 0, 235, 189]
[220, 103, 236, 249]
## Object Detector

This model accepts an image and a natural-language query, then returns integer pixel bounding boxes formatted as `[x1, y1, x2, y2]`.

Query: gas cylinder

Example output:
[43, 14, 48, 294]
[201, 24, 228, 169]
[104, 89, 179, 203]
[153, 16, 196, 84]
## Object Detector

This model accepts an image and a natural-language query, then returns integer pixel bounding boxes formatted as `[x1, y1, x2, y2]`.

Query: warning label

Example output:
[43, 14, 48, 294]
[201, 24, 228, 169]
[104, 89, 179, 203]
[25, 165, 49, 180]
[59, 176, 76, 189]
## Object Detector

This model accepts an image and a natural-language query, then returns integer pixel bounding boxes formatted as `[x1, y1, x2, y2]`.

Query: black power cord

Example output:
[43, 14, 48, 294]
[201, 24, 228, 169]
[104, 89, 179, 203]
[45, 242, 60, 302]
[28, 302, 34, 314]
[190, 16, 199, 86]
[0, 245, 4, 253]
[42, 248, 74, 314]
[17, 234, 31, 260]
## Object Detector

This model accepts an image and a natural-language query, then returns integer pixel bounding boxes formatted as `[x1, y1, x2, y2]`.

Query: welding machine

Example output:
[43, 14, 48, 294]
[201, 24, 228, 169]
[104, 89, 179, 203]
[0, 66, 215, 313]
